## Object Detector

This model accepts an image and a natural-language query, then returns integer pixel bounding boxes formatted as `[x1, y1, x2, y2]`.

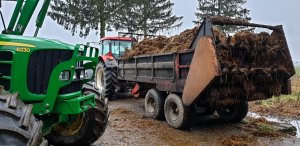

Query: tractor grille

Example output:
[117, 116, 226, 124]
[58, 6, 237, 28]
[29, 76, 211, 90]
[0, 51, 13, 91]
[27, 50, 73, 94]
[59, 81, 83, 94]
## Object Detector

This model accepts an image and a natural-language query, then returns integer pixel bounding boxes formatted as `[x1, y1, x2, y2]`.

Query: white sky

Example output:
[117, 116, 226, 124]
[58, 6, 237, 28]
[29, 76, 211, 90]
[1, 0, 299, 61]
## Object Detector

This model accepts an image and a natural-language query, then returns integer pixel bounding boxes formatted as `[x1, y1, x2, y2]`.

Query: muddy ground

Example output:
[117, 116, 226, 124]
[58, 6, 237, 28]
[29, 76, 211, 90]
[94, 97, 299, 146]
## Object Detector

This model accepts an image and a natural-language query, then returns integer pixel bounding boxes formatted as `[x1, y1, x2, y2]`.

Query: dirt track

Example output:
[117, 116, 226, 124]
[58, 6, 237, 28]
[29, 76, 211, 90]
[94, 97, 300, 146]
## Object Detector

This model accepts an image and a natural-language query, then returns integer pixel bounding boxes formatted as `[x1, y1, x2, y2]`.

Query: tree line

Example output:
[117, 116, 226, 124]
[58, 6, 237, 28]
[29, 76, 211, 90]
[48, 0, 250, 38]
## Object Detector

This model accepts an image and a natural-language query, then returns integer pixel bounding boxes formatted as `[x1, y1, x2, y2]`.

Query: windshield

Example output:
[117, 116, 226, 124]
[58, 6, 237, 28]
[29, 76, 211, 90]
[102, 40, 133, 58]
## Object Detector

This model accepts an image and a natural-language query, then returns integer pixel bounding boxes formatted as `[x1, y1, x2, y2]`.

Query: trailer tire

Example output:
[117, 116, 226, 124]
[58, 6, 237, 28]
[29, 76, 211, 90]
[0, 92, 47, 146]
[203, 107, 215, 115]
[95, 62, 117, 100]
[217, 101, 248, 123]
[46, 88, 108, 146]
[164, 94, 189, 129]
[145, 89, 165, 120]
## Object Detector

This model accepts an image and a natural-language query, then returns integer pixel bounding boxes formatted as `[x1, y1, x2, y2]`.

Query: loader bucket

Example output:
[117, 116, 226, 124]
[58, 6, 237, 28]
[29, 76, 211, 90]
[182, 37, 220, 106]
[182, 16, 295, 106]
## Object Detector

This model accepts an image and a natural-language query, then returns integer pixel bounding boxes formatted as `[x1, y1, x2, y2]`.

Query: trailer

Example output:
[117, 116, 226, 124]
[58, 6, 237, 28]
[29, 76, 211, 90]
[117, 17, 295, 129]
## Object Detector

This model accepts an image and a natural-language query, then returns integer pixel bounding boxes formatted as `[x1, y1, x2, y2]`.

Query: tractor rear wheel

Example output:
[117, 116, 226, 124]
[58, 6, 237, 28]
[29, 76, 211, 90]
[217, 101, 248, 123]
[95, 62, 117, 100]
[45, 88, 108, 146]
[164, 94, 190, 129]
[145, 89, 165, 120]
[0, 92, 47, 146]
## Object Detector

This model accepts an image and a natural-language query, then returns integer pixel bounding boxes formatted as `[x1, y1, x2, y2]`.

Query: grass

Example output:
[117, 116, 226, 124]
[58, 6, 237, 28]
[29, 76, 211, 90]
[296, 67, 300, 76]
[258, 94, 300, 107]
[258, 124, 275, 132]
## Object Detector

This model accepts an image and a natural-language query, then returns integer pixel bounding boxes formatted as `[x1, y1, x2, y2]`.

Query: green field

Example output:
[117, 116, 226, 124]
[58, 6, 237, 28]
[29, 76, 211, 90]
[296, 67, 300, 75]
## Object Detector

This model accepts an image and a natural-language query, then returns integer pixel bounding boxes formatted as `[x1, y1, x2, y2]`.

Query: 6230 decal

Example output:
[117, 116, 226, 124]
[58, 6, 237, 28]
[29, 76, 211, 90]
[16, 47, 30, 52]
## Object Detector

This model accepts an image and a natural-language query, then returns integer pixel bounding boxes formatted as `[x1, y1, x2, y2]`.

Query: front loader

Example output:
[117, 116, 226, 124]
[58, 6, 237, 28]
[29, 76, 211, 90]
[0, 0, 108, 145]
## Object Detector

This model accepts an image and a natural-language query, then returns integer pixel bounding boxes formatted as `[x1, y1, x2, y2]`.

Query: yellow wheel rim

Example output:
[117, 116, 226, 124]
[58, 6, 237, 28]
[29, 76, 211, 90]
[53, 114, 84, 136]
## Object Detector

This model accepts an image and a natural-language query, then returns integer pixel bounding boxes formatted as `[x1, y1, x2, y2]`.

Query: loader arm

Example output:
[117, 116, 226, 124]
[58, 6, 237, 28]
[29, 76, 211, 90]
[3, 0, 50, 36]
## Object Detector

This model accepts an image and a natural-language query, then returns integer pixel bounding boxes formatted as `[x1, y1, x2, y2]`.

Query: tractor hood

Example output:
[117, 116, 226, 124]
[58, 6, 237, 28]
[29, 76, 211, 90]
[0, 34, 74, 50]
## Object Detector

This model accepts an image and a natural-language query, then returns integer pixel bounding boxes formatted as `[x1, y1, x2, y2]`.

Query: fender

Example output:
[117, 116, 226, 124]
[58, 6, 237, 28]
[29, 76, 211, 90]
[99, 54, 118, 68]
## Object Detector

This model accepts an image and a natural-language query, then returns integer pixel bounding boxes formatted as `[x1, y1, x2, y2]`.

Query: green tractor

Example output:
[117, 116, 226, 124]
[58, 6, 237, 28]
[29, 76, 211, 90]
[0, 0, 108, 145]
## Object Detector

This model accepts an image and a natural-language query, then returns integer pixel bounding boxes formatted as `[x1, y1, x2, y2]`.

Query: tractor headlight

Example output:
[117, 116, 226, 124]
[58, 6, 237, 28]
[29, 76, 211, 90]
[59, 71, 70, 81]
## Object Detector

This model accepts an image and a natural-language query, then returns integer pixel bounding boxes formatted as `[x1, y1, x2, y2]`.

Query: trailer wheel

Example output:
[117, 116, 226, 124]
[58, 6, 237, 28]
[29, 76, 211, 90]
[0, 92, 47, 146]
[145, 89, 165, 120]
[217, 101, 248, 123]
[46, 88, 108, 146]
[164, 94, 189, 129]
[95, 62, 117, 100]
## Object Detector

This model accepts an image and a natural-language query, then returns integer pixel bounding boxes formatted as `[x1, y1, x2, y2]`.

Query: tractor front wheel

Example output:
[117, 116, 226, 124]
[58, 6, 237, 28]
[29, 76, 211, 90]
[0, 91, 47, 146]
[46, 88, 108, 146]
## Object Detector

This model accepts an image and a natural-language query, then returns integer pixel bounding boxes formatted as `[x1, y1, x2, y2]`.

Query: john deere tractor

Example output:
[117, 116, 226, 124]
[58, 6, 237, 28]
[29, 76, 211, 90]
[0, 0, 108, 145]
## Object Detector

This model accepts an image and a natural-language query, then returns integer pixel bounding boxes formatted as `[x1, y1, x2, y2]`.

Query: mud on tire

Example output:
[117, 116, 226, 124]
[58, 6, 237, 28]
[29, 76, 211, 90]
[95, 62, 117, 100]
[217, 101, 248, 123]
[0, 91, 47, 146]
[164, 94, 190, 129]
[145, 89, 165, 120]
[45, 88, 108, 146]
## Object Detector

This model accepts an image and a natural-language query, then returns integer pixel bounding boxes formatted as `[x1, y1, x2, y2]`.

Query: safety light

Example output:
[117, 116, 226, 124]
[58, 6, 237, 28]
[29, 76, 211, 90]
[59, 71, 70, 81]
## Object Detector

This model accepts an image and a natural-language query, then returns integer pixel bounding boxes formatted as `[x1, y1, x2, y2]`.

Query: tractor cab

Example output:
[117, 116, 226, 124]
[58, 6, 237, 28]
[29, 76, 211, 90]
[100, 36, 136, 58]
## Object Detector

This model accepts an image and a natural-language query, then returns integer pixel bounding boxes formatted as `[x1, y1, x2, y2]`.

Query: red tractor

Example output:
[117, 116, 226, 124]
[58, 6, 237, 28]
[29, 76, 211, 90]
[94, 36, 137, 99]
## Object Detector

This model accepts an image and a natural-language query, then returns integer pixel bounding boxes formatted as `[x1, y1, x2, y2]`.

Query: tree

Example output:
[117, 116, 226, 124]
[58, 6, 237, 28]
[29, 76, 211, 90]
[48, 0, 116, 38]
[111, 0, 183, 35]
[194, 0, 251, 32]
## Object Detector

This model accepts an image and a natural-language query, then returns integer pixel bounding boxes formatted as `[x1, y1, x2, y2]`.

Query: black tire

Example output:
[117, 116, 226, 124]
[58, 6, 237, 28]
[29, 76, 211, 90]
[45, 88, 108, 146]
[204, 107, 215, 115]
[217, 101, 248, 123]
[145, 89, 165, 120]
[164, 94, 190, 129]
[0, 92, 47, 146]
[95, 61, 117, 100]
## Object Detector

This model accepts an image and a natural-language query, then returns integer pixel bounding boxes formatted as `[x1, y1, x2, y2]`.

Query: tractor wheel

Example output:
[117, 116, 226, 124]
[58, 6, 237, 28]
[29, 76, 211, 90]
[45, 88, 108, 146]
[217, 101, 248, 123]
[164, 94, 190, 129]
[145, 89, 165, 120]
[0, 92, 47, 146]
[95, 61, 117, 100]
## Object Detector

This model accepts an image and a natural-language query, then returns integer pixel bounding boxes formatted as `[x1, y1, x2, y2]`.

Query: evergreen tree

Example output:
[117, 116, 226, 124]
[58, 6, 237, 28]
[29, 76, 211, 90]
[48, 0, 116, 38]
[111, 0, 183, 35]
[194, 0, 251, 32]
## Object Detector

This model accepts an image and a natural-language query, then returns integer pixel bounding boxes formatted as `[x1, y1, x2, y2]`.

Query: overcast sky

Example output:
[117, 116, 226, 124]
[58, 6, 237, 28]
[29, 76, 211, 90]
[1, 0, 299, 61]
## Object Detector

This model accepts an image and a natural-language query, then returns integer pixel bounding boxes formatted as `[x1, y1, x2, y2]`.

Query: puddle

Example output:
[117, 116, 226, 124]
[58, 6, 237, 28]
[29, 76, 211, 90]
[248, 112, 300, 138]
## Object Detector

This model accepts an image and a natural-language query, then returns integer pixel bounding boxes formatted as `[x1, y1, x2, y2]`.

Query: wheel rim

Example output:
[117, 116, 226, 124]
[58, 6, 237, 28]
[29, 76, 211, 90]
[146, 96, 155, 113]
[168, 101, 179, 121]
[52, 114, 84, 136]
[96, 68, 105, 95]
